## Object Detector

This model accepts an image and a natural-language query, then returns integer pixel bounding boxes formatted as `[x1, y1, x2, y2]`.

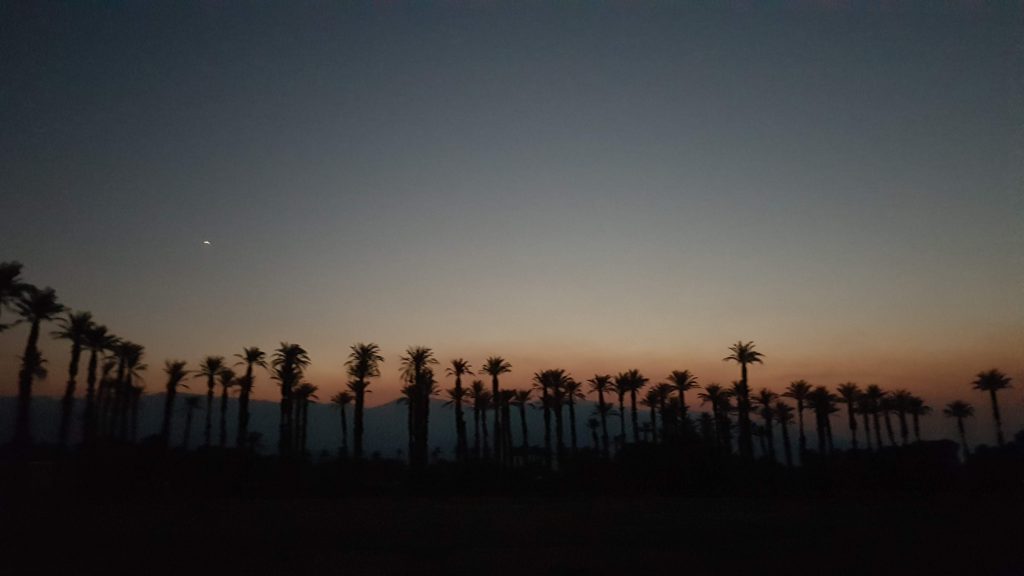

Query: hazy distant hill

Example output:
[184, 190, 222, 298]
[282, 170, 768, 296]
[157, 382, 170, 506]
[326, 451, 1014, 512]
[0, 395, 602, 458]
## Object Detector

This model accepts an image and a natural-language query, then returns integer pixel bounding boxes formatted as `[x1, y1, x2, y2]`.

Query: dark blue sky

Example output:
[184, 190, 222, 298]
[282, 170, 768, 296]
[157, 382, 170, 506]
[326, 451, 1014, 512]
[1, 2, 1021, 420]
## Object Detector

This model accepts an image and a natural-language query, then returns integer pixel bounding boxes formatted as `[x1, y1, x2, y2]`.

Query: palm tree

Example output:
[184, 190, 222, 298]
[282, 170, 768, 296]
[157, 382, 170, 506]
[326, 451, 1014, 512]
[971, 369, 1012, 446]
[443, 384, 469, 458]
[753, 388, 778, 462]
[863, 385, 886, 450]
[617, 369, 648, 444]
[892, 389, 914, 446]
[511, 389, 533, 454]
[53, 311, 94, 447]
[698, 383, 733, 451]
[783, 380, 812, 457]
[481, 356, 512, 462]
[345, 343, 384, 460]
[0, 261, 26, 331]
[806, 386, 836, 455]
[775, 401, 794, 467]
[329, 391, 353, 457]
[234, 347, 267, 449]
[729, 380, 752, 455]
[128, 383, 145, 442]
[160, 360, 190, 445]
[855, 393, 874, 451]
[217, 368, 236, 448]
[13, 285, 64, 448]
[836, 382, 861, 450]
[182, 395, 201, 450]
[943, 400, 974, 457]
[117, 343, 146, 441]
[468, 380, 489, 458]
[82, 324, 116, 443]
[880, 394, 897, 447]
[908, 395, 930, 442]
[397, 384, 416, 462]
[587, 417, 600, 450]
[272, 343, 311, 457]
[613, 373, 630, 448]
[400, 346, 438, 469]
[533, 369, 572, 466]
[563, 378, 584, 454]
[723, 341, 764, 459]
[293, 383, 318, 456]
[641, 388, 660, 443]
[666, 370, 698, 418]
[586, 374, 613, 456]
[196, 356, 226, 448]
[445, 358, 473, 461]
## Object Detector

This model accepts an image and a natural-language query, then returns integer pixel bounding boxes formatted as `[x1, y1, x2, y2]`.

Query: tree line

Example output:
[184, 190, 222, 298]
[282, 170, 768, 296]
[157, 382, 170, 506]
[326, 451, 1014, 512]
[1, 261, 1016, 467]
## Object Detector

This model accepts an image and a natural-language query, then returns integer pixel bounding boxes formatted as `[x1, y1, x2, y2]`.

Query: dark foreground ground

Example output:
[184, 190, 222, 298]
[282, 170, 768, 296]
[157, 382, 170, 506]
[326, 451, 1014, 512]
[4, 490, 1022, 576]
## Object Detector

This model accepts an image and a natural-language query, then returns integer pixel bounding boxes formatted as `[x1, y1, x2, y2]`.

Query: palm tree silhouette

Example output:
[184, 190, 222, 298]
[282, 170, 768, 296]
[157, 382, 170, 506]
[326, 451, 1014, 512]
[128, 382, 144, 442]
[943, 400, 974, 457]
[445, 358, 473, 461]
[971, 369, 1012, 446]
[908, 395, 930, 442]
[783, 380, 812, 458]
[618, 369, 648, 444]
[806, 386, 836, 455]
[855, 393, 874, 451]
[217, 368, 236, 448]
[586, 374, 613, 456]
[234, 347, 267, 449]
[641, 388, 660, 444]
[329, 391, 353, 457]
[774, 401, 794, 467]
[880, 393, 897, 447]
[533, 369, 571, 466]
[400, 346, 438, 469]
[481, 356, 512, 462]
[443, 384, 469, 458]
[698, 383, 733, 452]
[564, 377, 584, 454]
[182, 395, 201, 450]
[160, 360, 190, 445]
[468, 380, 489, 459]
[863, 385, 886, 450]
[117, 343, 146, 441]
[511, 389, 533, 454]
[196, 356, 226, 448]
[82, 324, 116, 444]
[753, 388, 778, 462]
[724, 341, 764, 460]
[666, 370, 698, 426]
[272, 343, 311, 457]
[892, 389, 915, 446]
[836, 383, 861, 450]
[587, 417, 600, 450]
[293, 383, 318, 456]
[346, 343, 384, 460]
[728, 380, 752, 456]
[0, 261, 27, 331]
[53, 310, 94, 448]
[13, 285, 64, 449]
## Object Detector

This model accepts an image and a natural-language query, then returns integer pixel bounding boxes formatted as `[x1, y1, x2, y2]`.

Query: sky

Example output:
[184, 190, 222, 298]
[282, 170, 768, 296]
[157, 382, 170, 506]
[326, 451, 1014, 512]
[1, 1, 1021, 437]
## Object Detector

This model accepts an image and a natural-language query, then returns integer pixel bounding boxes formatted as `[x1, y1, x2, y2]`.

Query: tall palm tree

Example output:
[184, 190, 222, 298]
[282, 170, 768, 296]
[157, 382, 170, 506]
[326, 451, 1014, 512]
[533, 369, 572, 466]
[234, 347, 267, 449]
[511, 389, 533, 454]
[586, 374, 613, 456]
[400, 346, 438, 469]
[774, 401, 794, 467]
[345, 343, 383, 460]
[908, 395, 930, 442]
[806, 386, 836, 455]
[196, 356, 226, 448]
[892, 389, 914, 446]
[82, 324, 116, 443]
[836, 383, 861, 450]
[13, 286, 64, 448]
[855, 393, 874, 451]
[293, 383, 318, 456]
[971, 369, 1012, 446]
[0, 261, 26, 331]
[117, 343, 146, 441]
[587, 417, 601, 450]
[53, 311, 94, 447]
[665, 370, 698, 418]
[330, 391, 353, 457]
[943, 400, 974, 457]
[445, 358, 473, 461]
[272, 343, 311, 457]
[613, 373, 630, 448]
[217, 368, 236, 448]
[443, 384, 469, 458]
[182, 395, 201, 450]
[753, 388, 778, 462]
[128, 383, 144, 442]
[863, 385, 886, 450]
[729, 380, 752, 456]
[481, 356, 512, 462]
[641, 388, 660, 444]
[699, 383, 733, 452]
[468, 380, 489, 458]
[160, 360, 190, 445]
[562, 378, 584, 454]
[723, 341, 764, 460]
[880, 394, 897, 447]
[652, 383, 674, 440]
[783, 380, 812, 457]
[618, 369, 648, 444]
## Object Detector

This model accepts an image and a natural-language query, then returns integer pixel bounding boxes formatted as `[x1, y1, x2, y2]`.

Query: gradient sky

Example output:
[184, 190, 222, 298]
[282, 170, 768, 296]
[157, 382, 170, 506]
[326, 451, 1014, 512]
[1, 1, 1021, 436]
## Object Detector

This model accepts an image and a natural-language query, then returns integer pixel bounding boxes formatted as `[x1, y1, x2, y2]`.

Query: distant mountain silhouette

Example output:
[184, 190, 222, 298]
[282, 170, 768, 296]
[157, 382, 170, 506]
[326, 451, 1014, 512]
[0, 395, 600, 459]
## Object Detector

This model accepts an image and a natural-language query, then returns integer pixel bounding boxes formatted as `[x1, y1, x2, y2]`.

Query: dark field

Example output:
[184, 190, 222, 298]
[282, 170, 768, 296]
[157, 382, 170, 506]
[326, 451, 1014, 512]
[5, 489, 1021, 576]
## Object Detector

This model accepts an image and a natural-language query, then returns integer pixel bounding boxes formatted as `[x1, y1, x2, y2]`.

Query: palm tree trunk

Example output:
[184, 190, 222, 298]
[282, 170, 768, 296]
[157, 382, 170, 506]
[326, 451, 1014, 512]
[58, 342, 83, 448]
[883, 412, 895, 446]
[454, 376, 467, 461]
[861, 411, 872, 451]
[279, 385, 292, 458]
[553, 401, 564, 467]
[765, 416, 775, 462]
[796, 401, 806, 456]
[912, 413, 921, 442]
[957, 417, 969, 458]
[629, 389, 640, 443]
[617, 394, 626, 449]
[354, 383, 366, 459]
[491, 375, 501, 462]
[873, 411, 883, 451]
[205, 380, 215, 447]
[473, 405, 481, 459]
[237, 365, 253, 449]
[989, 389, 1004, 446]
[83, 350, 99, 445]
[649, 403, 657, 444]
[846, 404, 858, 450]
[897, 410, 909, 446]
[568, 400, 578, 454]
[481, 406, 490, 459]
[219, 386, 229, 448]
[161, 389, 176, 445]
[780, 421, 793, 467]
[518, 403, 529, 452]
[14, 320, 42, 450]
[542, 387, 551, 467]
[598, 390, 609, 457]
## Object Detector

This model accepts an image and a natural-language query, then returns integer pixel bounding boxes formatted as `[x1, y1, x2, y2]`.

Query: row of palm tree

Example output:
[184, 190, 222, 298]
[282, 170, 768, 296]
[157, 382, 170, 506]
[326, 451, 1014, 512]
[2, 262, 1018, 465]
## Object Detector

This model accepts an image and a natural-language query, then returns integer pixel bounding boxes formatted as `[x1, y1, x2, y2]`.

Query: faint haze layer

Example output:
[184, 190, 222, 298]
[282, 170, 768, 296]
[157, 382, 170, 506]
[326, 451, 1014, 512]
[1, 2, 1020, 418]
